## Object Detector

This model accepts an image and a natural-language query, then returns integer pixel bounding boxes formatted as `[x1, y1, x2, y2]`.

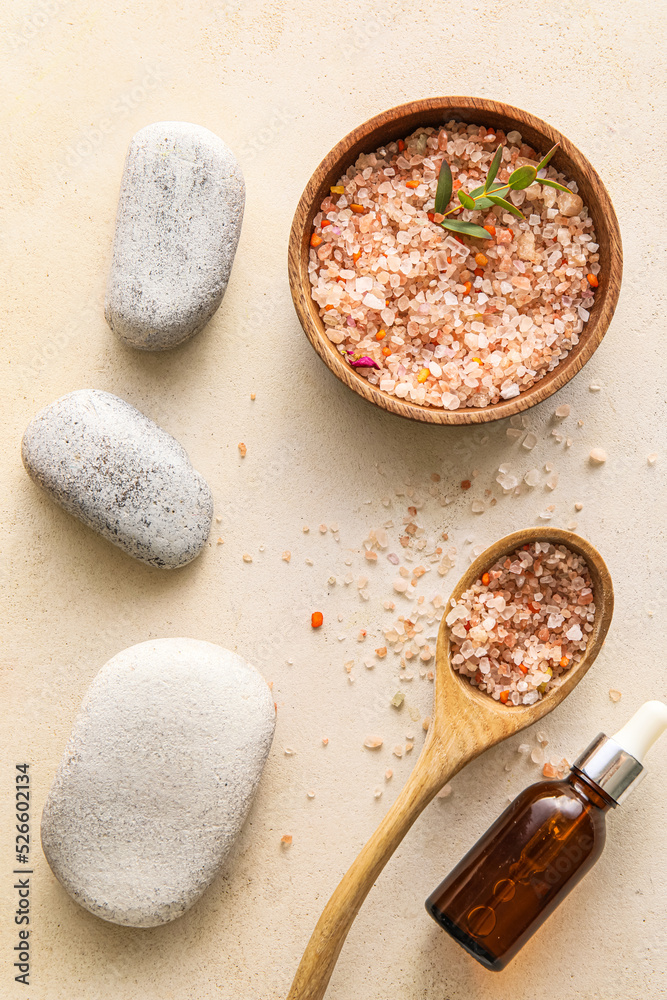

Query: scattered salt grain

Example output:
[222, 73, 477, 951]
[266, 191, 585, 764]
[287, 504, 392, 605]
[364, 736, 383, 749]
[609, 689, 622, 703]
[648, 453, 658, 465]
[589, 448, 607, 465]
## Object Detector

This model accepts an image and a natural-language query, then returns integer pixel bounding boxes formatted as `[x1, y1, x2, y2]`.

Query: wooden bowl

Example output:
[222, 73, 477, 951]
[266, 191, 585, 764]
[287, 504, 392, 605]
[288, 97, 623, 425]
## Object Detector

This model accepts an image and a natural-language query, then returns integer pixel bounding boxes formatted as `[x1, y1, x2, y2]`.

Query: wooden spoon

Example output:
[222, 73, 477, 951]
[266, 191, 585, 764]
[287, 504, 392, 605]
[286, 528, 613, 1000]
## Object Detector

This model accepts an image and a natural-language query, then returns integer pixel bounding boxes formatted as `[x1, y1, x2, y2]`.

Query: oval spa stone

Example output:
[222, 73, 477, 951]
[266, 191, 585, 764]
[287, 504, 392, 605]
[21, 389, 213, 568]
[41, 639, 276, 927]
[105, 121, 245, 350]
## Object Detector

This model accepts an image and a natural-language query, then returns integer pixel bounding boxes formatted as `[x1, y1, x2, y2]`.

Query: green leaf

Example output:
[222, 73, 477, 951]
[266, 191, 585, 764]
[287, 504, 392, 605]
[440, 219, 492, 239]
[458, 190, 475, 210]
[434, 159, 453, 215]
[508, 165, 538, 190]
[487, 195, 525, 220]
[536, 142, 559, 173]
[484, 145, 504, 190]
[537, 178, 571, 194]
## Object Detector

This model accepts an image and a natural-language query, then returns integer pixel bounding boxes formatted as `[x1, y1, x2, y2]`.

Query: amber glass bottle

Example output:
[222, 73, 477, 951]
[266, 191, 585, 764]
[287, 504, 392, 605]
[426, 769, 613, 970]
[426, 701, 667, 971]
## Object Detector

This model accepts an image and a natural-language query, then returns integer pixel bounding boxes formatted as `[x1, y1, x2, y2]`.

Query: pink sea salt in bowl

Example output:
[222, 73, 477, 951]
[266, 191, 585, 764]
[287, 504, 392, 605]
[288, 97, 622, 425]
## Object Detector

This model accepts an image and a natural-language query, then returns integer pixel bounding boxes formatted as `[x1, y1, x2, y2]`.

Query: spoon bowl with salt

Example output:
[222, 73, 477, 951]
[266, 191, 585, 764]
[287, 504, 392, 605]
[286, 528, 613, 1000]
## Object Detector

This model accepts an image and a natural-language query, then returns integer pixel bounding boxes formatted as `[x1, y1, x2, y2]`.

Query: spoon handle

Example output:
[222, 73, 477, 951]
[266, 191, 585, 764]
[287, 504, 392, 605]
[286, 740, 467, 1000]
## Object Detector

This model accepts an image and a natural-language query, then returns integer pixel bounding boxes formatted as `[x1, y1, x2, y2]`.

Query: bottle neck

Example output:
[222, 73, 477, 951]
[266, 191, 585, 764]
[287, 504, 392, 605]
[567, 769, 616, 812]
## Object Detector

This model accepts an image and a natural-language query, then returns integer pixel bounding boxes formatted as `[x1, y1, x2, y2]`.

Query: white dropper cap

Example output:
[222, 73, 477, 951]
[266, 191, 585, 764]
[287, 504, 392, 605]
[574, 700, 667, 804]
[612, 700, 667, 763]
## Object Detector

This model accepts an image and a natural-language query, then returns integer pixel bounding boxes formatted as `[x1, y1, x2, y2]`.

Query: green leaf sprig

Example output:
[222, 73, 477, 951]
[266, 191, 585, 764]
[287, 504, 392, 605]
[433, 142, 569, 240]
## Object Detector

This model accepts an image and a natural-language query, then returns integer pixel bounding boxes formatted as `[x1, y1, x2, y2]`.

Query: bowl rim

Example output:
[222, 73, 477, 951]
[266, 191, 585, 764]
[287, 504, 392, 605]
[288, 96, 623, 425]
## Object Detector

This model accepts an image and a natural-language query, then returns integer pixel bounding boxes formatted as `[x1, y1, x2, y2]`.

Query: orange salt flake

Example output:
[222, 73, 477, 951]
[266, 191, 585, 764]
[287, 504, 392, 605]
[481, 572, 490, 586]
[417, 368, 430, 383]
[350, 203, 366, 214]
[560, 656, 570, 668]
[322, 736, 329, 745]
[587, 273, 599, 287]
[475, 253, 488, 267]
[353, 251, 362, 262]
[484, 224, 496, 236]
[385, 768, 393, 780]
[330, 185, 344, 194]
[542, 762, 558, 779]
[324, 304, 335, 311]
[321, 219, 331, 228]
[216, 537, 224, 545]
[397, 140, 405, 151]
[250, 392, 256, 400]
[282, 551, 291, 562]
[406, 179, 420, 189]
[375, 646, 387, 658]
[461, 480, 472, 490]
[238, 442, 247, 457]
[280, 834, 293, 847]
[382, 346, 392, 357]
[499, 690, 510, 704]
[310, 233, 323, 248]
[311, 611, 324, 628]
[474, 268, 484, 277]
[364, 549, 378, 562]
[375, 329, 386, 341]
[609, 689, 622, 703]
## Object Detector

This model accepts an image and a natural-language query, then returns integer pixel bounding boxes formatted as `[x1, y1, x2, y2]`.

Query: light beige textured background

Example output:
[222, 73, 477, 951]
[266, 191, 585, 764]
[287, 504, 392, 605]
[1, 2, 666, 998]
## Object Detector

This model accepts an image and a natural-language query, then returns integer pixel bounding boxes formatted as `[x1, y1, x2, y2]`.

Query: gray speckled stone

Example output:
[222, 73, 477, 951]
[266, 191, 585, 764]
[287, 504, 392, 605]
[41, 639, 276, 927]
[105, 121, 245, 351]
[21, 389, 212, 568]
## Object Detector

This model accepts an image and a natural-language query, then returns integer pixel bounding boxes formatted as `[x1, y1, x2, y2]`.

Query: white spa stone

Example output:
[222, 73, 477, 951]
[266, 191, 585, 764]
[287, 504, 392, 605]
[21, 389, 213, 568]
[105, 121, 245, 350]
[41, 639, 276, 927]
